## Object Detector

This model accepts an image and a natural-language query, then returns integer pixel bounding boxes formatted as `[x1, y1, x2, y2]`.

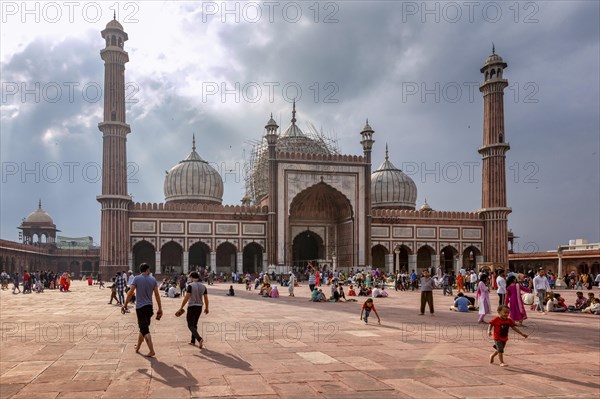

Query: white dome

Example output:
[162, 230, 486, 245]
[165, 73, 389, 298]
[164, 139, 223, 204]
[371, 147, 417, 210]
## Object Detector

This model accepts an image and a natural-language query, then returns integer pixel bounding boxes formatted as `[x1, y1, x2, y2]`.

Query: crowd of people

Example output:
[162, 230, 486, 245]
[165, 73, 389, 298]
[0, 270, 72, 293]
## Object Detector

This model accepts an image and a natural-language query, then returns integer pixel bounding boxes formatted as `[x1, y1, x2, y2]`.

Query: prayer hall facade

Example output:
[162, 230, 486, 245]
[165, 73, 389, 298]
[98, 19, 512, 278]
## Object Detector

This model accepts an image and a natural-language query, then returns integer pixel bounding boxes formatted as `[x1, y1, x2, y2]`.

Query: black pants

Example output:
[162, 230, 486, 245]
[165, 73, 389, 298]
[187, 306, 203, 344]
[136, 305, 153, 336]
[498, 293, 505, 307]
[420, 291, 434, 314]
[309, 284, 315, 292]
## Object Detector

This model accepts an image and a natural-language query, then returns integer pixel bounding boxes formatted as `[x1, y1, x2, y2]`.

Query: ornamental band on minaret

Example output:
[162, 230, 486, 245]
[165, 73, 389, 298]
[478, 47, 511, 270]
[97, 17, 132, 277]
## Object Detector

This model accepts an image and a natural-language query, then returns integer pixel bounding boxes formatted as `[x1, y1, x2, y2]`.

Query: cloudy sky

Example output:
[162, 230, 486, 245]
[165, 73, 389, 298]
[1, 1, 598, 251]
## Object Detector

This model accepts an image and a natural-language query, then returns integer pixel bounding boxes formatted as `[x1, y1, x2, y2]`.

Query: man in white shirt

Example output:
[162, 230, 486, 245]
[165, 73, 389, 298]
[372, 286, 381, 298]
[496, 269, 507, 307]
[533, 269, 551, 313]
[469, 272, 478, 293]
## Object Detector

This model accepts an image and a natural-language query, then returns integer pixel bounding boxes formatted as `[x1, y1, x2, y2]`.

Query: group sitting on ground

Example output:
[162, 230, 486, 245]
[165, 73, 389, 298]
[450, 292, 477, 312]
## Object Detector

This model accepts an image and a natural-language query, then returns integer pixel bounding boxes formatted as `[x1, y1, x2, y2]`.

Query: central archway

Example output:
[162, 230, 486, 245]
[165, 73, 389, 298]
[289, 182, 354, 268]
[292, 231, 324, 269]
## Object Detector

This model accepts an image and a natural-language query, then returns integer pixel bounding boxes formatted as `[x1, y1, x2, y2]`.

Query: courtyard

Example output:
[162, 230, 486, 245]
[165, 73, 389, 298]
[1, 281, 599, 398]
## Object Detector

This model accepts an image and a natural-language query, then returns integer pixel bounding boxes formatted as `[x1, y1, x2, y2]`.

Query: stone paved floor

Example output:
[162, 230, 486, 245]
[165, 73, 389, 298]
[1, 281, 599, 398]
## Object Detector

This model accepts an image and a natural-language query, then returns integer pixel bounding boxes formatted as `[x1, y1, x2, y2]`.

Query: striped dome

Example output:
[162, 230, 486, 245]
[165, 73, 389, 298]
[371, 147, 417, 210]
[164, 139, 223, 204]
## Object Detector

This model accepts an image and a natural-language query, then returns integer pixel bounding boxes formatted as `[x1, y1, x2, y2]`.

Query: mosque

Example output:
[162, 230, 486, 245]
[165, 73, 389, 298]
[96, 18, 511, 278]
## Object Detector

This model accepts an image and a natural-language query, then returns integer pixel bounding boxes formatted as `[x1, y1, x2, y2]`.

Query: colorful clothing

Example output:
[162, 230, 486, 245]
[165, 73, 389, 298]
[476, 281, 491, 317]
[489, 316, 515, 342]
[505, 284, 530, 322]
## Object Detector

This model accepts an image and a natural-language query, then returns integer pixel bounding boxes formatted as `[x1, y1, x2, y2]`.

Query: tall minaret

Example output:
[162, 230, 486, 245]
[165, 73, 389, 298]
[265, 112, 279, 270]
[97, 16, 132, 277]
[478, 46, 511, 270]
[360, 120, 374, 268]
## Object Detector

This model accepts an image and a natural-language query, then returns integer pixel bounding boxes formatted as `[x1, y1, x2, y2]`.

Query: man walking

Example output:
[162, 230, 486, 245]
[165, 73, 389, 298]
[288, 271, 296, 297]
[115, 271, 126, 305]
[410, 270, 418, 291]
[442, 271, 452, 296]
[419, 270, 436, 315]
[496, 269, 507, 307]
[123, 263, 163, 357]
[178, 271, 208, 349]
[533, 268, 551, 313]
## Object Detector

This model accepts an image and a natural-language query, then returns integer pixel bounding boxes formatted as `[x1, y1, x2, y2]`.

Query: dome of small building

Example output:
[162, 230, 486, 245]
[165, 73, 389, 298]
[164, 136, 224, 204]
[371, 145, 417, 210]
[24, 200, 55, 226]
[419, 199, 433, 212]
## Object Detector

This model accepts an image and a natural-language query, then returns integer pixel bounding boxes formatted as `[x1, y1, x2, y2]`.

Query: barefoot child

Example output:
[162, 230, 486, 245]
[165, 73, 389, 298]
[488, 305, 528, 367]
[360, 298, 381, 325]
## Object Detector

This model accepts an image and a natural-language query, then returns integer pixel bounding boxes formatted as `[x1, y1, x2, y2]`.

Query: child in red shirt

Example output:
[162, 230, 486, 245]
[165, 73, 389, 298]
[488, 305, 527, 367]
[360, 298, 381, 325]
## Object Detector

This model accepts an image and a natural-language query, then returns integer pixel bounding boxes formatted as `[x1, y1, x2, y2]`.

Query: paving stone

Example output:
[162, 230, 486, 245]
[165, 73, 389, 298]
[1, 282, 598, 399]
[297, 352, 338, 364]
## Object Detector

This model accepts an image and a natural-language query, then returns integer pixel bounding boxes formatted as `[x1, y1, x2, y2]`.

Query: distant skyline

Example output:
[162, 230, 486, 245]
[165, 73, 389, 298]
[1, 1, 599, 251]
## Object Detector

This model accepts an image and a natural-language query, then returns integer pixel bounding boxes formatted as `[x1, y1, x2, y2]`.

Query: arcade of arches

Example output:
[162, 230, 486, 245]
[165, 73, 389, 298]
[369, 244, 483, 274]
[289, 182, 354, 268]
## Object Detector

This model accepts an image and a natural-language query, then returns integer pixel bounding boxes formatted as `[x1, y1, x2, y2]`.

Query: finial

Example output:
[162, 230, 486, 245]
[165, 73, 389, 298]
[113, 10, 116, 20]
[492, 42, 495, 54]
[38, 199, 42, 209]
[270, 112, 273, 118]
[192, 134, 196, 151]
[385, 143, 389, 160]
[291, 99, 297, 125]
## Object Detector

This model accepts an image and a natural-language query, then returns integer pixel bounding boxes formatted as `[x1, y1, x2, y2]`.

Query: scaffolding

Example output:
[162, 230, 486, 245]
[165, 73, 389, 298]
[243, 120, 340, 205]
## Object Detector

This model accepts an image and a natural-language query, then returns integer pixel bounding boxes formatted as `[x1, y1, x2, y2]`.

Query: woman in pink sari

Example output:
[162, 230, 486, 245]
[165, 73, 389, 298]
[504, 275, 530, 326]
[476, 274, 491, 323]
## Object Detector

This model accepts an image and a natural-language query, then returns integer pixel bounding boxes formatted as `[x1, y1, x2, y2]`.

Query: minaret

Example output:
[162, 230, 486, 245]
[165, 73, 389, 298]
[360, 119, 374, 268]
[265, 112, 279, 270]
[97, 17, 132, 277]
[478, 47, 511, 270]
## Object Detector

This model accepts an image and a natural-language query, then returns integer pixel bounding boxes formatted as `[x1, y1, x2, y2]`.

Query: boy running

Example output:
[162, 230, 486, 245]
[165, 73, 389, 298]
[488, 304, 528, 367]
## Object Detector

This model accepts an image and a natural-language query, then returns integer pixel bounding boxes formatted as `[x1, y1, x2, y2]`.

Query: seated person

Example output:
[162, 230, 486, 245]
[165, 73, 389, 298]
[347, 285, 356, 296]
[167, 284, 180, 298]
[337, 284, 346, 301]
[553, 293, 567, 310]
[261, 284, 272, 297]
[582, 298, 600, 314]
[454, 293, 477, 310]
[311, 288, 326, 302]
[586, 293, 596, 307]
[450, 292, 470, 312]
[372, 286, 381, 298]
[574, 291, 587, 310]
[546, 296, 559, 312]
[270, 286, 279, 298]
[358, 285, 369, 297]
[226, 285, 235, 296]
[329, 289, 342, 302]
[159, 279, 168, 291]
[379, 287, 389, 298]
